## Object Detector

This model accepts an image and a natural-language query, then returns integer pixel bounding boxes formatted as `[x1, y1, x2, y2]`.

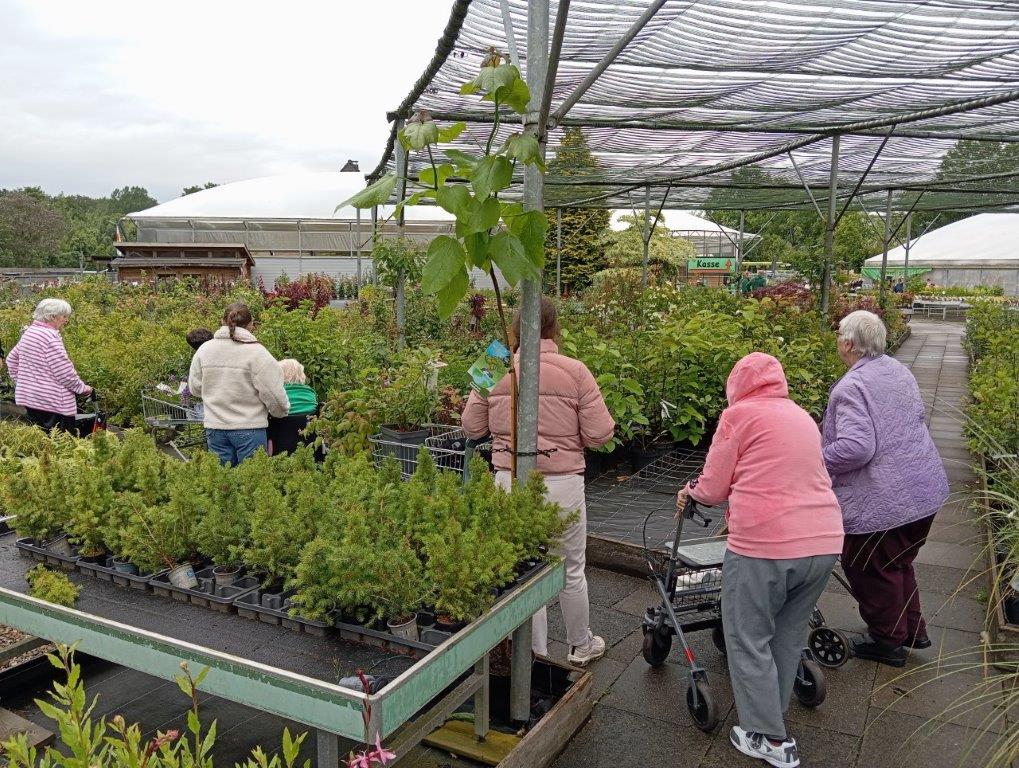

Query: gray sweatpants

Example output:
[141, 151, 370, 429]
[721, 550, 837, 740]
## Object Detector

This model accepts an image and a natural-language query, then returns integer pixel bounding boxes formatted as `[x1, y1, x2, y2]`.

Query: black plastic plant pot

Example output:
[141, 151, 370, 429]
[1006, 596, 1019, 625]
[212, 565, 241, 587]
[16, 537, 80, 571]
[417, 609, 437, 628]
[434, 615, 467, 634]
[379, 425, 430, 444]
[628, 441, 674, 473]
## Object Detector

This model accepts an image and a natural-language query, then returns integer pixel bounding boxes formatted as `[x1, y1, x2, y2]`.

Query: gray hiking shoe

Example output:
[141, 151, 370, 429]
[730, 726, 800, 768]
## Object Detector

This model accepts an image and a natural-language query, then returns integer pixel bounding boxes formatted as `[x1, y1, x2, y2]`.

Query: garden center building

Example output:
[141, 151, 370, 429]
[120, 170, 456, 286]
[862, 213, 1019, 294]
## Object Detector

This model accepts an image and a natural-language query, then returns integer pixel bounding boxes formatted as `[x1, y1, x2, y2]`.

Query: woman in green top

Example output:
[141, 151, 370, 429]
[278, 359, 318, 415]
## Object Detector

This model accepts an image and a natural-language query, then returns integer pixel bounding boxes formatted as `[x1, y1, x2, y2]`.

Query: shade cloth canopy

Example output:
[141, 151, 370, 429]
[372, 0, 1019, 213]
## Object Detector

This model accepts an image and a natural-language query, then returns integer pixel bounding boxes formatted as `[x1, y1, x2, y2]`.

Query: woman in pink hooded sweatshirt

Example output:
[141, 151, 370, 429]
[462, 297, 615, 667]
[677, 352, 843, 768]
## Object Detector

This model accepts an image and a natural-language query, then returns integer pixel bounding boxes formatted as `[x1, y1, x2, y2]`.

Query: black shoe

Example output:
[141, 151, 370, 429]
[905, 634, 931, 650]
[851, 636, 907, 667]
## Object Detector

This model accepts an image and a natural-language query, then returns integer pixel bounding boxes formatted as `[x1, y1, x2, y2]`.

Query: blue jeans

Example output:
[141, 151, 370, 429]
[205, 428, 268, 466]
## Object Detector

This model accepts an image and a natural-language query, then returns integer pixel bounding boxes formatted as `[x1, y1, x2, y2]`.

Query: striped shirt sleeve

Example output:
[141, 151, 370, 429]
[45, 335, 88, 394]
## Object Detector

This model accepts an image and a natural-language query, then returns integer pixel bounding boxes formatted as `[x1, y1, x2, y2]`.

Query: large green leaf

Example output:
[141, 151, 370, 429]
[464, 231, 491, 271]
[421, 236, 467, 294]
[502, 133, 544, 169]
[438, 122, 467, 143]
[489, 231, 539, 286]
[471, 155, 513, 201]
[335, 174, 397, 210]
[418, 163, 455, 188]
[461, 64, 519, 96]
[507, 209, 548, 268]
[435, 184, 471, 217]
[400, 120, 439, 151]
[455, 196, 501, 236]
[444, 149, 478, 173]
[484, 77, 530, 114]
[435, 265, 470, 319]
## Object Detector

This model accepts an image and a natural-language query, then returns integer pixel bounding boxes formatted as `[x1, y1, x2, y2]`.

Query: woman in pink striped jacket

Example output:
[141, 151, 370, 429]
[7, 298, 92, 432]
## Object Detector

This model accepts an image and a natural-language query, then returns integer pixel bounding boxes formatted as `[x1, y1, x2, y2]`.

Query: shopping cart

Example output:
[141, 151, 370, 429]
[368, 425, 490, 482]
[640, 495, 829, 732]
[140, 389, 205, 460]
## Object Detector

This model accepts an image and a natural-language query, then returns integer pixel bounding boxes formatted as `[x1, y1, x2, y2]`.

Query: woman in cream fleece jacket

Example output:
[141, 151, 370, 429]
[188, 302, 289, 466]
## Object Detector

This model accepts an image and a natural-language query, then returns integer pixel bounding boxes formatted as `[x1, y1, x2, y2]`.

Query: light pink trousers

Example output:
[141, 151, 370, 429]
[497, 471, 592, 655]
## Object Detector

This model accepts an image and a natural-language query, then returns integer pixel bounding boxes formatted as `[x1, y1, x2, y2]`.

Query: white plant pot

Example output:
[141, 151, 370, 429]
[387, 614, 419, 642]
[168, 563, 198, 589]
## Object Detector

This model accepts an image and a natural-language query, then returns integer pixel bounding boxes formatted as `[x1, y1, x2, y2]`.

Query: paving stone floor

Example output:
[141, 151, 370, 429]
[547, 320, 1016, 768]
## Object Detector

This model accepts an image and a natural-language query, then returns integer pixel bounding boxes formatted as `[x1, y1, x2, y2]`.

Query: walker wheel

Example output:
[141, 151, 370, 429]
[686, 678, 719, 732]
[711, 625, 727, 656]
[808, 626, 850, 668]
[794, 658, 827, 708]
[641, 626, 672, 667]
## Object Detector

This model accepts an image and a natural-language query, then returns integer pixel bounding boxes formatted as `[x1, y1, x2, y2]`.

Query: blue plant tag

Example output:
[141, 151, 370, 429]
[485, 338, 510, 361]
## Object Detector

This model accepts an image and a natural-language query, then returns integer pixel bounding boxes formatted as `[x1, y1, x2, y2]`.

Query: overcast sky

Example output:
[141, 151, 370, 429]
[0, 0, 454, 202]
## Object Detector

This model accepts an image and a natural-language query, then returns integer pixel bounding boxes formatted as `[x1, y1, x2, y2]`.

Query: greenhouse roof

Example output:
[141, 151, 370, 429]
[863, 212, 1019, 266]
[372, 0, 1019, 213]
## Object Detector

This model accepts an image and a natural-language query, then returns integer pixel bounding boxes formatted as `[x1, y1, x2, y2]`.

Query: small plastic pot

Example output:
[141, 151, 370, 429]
[168, 563, 198, 590]
[387, 614, 420, 642]
[112, 557, 138, 575]
[212, 565, 240, 587]
[417, 609, 437, 628]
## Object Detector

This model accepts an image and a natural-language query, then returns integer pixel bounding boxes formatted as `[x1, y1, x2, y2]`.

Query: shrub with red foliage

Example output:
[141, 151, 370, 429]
[262, 273, 336, 311]
[750, 281, 816, 312]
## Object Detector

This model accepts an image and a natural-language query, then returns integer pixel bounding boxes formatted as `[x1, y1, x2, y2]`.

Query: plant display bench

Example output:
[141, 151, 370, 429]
[0, 533, 568, 766]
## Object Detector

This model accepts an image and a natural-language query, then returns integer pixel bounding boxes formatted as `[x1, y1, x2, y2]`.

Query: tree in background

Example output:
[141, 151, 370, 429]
[182, 182, 220, 196]
[544, 128, 609, 294]
[910, 140, 1019, 234]
[0, 193, 68, 268]
[0, 186, 157, 268]
[600, 212, 695, 283]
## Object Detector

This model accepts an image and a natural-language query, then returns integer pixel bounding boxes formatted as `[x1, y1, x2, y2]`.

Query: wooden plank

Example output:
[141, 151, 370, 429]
[423, 720, 519, 766]
[0, 708, 54, 749]
[499, 669, 595, 768]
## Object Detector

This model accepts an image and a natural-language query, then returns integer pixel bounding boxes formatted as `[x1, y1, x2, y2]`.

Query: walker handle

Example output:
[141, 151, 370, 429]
[684, 499, 712, 528]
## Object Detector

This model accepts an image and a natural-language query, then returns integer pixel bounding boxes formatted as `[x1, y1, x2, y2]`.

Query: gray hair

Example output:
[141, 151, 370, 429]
[838, 310, 886, 357]
[33, 298, 73, 323]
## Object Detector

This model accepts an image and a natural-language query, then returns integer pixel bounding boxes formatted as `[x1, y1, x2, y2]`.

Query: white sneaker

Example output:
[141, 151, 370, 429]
[567, 635, 606, 666]
[730, 726, 800, 768]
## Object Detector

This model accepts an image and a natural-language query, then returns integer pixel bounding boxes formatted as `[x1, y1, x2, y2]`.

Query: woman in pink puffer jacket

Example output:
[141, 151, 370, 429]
[462, 296, 615, 666]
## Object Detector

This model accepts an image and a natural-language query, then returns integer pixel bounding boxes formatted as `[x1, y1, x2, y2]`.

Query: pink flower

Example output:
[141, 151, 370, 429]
[370, 734, 396, 764]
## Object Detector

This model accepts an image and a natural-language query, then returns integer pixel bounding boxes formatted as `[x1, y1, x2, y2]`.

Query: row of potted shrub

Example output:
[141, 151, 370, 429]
[0, 424, 567, 641]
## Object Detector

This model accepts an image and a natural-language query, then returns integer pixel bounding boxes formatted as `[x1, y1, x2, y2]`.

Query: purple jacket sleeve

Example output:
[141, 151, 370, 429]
[823, 385, 876, 475]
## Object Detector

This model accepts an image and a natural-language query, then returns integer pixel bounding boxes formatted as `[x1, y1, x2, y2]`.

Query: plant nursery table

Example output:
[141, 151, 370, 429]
[0, 534, 564, 765]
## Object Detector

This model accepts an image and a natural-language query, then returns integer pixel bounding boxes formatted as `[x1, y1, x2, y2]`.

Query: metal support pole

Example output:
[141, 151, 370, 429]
[556, 207, 562, 296]
[356, 208, 363, 285]
[515, 0, 550, 483]
[904, 212, 912, 283]
[879, 188, 893, 305]
[736, 210, 745, 289]
[394, 118, 408, 350]
[473, 654, 491, 740]
[297, 220, 303, 277]
[316, 730, 339, 768]
[641, 184, 651, 289]
[820, 135, 840, 317]
[510, 618, 533, 722]
[499, 0, 522, 69]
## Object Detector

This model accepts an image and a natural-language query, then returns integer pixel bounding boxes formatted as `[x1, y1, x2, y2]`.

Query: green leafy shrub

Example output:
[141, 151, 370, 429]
[26, 565, 80, 607]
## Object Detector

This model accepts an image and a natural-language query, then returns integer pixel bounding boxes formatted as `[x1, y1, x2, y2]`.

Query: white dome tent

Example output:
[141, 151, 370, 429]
[124, 171, 455, 286]
[863, 214, 1019, 295]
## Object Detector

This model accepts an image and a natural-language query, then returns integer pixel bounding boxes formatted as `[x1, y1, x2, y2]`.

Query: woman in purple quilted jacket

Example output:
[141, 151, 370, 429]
[822, 310, 949, 667]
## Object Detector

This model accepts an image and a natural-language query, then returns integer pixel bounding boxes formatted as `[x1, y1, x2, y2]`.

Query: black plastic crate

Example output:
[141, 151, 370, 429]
[76, 556, 164, 591]
[150, 566, 260, 613]
[15, 537, 80, 571]
[234, 588, 331, 637]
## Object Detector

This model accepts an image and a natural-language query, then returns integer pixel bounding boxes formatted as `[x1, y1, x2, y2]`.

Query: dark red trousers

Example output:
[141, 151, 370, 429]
[841, 514, 935, 647]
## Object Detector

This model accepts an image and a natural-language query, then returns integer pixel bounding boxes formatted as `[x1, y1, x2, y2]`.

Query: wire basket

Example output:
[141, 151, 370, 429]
[141, 391, 203, 428]
[670, 567, 723, 628]
[369, 425, 485, 481]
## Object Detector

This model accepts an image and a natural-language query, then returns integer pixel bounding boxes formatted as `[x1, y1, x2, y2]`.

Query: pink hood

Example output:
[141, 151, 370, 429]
[726, 352, 789, 406]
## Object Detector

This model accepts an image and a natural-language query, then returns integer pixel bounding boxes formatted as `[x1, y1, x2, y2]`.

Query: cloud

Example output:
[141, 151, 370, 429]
[0, 0, 453, 201]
